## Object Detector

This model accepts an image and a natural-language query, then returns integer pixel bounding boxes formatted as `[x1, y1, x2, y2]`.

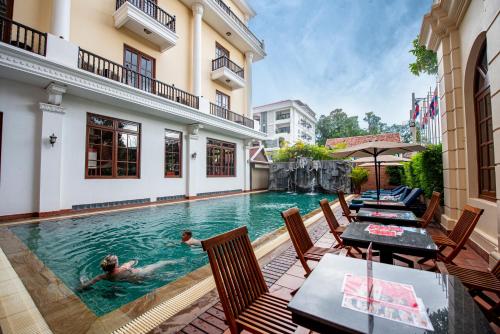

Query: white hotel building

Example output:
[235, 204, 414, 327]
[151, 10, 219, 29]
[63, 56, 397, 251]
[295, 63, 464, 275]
[0, 0, 267, 219]
[252, 99, 316, 149]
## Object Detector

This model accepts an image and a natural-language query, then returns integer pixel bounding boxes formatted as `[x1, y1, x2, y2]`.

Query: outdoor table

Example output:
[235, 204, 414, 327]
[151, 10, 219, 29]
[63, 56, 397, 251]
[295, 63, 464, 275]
[288, 254, 494, 334]
[356, 208, 420, 227]
[340, 222, 437, 264]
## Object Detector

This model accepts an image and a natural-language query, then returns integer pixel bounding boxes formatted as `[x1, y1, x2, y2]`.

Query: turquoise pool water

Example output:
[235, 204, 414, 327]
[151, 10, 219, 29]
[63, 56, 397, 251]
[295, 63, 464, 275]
[10, 191, 336, 316]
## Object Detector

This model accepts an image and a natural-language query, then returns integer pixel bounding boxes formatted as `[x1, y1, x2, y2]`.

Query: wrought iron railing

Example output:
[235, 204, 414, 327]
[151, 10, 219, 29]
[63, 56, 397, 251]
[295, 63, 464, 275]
[116, 0, 176, 33]
[210, 103, 254, 129]
[213, 0, 264, 50]
[0, 16, 47, 56]
[78, 48, 198, 109]
[212, 56, 244, 78]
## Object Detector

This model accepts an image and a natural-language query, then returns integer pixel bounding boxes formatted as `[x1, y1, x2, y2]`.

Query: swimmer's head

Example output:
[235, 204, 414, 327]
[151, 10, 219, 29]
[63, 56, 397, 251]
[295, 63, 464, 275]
[100, 255, 118, 273]
[182, 230, 192, 242]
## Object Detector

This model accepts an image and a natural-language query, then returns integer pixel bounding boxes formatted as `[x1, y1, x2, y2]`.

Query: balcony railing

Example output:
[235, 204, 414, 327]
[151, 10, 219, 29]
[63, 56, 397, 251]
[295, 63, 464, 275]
[214, 0, 264, 49]
[0, 16, 47, 56]
[212, 56, 244, 78]
[210, 103, 254, 129]
[116, 0, 176, 33]
[78, 48, 198, 109]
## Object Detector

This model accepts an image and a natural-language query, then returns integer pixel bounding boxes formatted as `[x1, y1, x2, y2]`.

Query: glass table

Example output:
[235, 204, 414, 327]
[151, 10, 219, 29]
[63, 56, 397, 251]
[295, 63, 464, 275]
[356, 208, 421, 227]
[341, 222, 438, 264]
[288, 254, 494, 334]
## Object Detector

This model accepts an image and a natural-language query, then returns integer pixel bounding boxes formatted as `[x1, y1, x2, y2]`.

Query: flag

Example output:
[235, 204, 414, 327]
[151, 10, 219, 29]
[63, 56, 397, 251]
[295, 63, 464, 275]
[429, 97, 435, 118]
[413, 100, 420, 120]
[432, 87, 439, 117]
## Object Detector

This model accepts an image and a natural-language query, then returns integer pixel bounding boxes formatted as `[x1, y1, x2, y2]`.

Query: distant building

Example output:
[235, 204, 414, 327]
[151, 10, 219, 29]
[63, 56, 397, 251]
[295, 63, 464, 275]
[253, 100, 316, 148]
[325, 133, 401, 149]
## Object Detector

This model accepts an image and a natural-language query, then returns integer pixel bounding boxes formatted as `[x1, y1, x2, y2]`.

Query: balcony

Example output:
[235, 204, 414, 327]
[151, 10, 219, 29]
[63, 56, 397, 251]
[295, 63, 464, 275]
[210, 103, 254, 129]
[114, 0, 178, 52]
[211, 56, 245, 89]
[78, 48, 199, 109]
[0, 16, 47, 56]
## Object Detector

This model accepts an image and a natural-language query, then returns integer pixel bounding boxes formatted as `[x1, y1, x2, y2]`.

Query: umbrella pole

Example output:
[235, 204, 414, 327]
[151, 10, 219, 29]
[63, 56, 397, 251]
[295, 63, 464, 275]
[374, 155, 380, 201]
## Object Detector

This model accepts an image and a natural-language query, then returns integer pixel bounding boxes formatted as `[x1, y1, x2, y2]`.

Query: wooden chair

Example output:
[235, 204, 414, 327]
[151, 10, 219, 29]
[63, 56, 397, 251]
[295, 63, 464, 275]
[202, 226, 298, 334]
[337, 191, 357, 223]
[281, 207, 343, 276]
[419, 205, 484, 267]
[417, 191, 441, 228]
[437, 261, 500, 326]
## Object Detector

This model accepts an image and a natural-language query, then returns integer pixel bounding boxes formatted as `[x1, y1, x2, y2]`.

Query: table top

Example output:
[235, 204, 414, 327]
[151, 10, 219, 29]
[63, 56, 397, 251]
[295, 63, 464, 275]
[357, 208, 417, 221]
[288, 254, 494, 334]
[341, 222, 438, 252]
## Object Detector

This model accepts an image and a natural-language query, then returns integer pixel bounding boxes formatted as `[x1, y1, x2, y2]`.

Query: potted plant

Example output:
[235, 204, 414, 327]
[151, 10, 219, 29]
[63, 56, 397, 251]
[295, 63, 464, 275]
[350, 167, 369, 194]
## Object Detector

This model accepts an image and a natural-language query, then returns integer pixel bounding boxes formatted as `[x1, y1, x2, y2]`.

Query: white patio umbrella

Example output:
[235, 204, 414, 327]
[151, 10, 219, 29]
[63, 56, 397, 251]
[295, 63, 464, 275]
[332, 141, 425, 200]
[358, 162, 404, 167]
[354, 155, 411, 164]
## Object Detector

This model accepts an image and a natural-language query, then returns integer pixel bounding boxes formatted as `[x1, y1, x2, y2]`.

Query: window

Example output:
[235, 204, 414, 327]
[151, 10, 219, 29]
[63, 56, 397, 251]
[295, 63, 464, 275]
[124, 45, 155, 92]
[207, 138, 236, 177]
[260, 112, 267, 133]
[276, 126, 290, 134]
[276, 111, 290, 120]
[215, 42, 230, 59]
[86, 113, 140, 178]
[165, 129, 182, 177]
[216, 90, 230, 110]
[474, 43, 495, 200]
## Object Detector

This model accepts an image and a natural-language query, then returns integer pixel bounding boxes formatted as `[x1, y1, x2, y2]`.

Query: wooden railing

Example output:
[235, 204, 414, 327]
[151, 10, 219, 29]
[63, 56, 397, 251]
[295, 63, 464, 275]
[210, 103, 254, 129]
[116, 0, 176, 32]
[212, 56, 244, 78]
[0, 16, 47, 56]
[213, 0, 264, 50]
[78, 48, 198, 109]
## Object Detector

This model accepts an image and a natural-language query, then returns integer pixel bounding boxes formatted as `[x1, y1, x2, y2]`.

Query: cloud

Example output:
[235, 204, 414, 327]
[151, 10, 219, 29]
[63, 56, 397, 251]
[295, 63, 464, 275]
[249, 0, 435, 127]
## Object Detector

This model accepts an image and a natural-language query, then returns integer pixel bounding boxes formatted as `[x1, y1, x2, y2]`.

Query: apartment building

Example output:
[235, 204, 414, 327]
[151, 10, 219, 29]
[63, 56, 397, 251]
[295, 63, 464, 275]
[0, 0, 266, 218]
[252, 99, 316, 149]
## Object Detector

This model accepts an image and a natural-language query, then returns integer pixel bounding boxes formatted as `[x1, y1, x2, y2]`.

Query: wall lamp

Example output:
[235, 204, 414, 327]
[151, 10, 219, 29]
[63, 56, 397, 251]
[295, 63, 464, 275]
[49, 133, 58, 147]
[191, 152, 197, 159]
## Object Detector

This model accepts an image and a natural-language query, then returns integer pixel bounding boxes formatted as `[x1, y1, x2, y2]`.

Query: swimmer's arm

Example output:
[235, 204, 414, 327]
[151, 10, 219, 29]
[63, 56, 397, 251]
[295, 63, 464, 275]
[123, 259, 138, 269]
[79, 274, 106, 290]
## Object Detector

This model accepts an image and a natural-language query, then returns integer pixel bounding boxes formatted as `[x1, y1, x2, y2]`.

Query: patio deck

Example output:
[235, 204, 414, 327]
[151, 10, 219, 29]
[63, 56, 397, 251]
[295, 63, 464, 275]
[149, 205, 493, 334]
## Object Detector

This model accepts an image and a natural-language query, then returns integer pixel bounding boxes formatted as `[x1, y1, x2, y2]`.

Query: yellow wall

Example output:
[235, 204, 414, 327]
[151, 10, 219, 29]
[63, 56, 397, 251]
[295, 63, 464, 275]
[12, 0, 247, 116]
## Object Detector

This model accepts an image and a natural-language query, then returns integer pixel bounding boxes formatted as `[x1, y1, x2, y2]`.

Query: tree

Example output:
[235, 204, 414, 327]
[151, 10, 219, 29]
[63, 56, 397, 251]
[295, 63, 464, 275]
[316, 109, 364, 145]
[383, 123, 412, 143]
[409, 36, 438, 76]
[364, 111, 386, 135]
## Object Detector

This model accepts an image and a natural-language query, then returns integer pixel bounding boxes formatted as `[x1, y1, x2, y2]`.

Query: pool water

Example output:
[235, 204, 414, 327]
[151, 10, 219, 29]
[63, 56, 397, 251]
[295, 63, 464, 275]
[10, 191, 336, 316]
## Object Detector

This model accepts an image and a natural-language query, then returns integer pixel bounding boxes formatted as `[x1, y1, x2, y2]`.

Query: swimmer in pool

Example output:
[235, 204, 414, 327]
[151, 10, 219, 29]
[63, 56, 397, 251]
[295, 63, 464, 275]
[181, 230, 201, 246]
[79, 255, 172, 290]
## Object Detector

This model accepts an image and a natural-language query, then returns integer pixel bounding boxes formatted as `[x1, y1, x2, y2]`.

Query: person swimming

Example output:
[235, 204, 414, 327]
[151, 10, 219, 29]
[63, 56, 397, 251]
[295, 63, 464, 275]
[181, 230, 201, 246]
[79, 255, 173, 290]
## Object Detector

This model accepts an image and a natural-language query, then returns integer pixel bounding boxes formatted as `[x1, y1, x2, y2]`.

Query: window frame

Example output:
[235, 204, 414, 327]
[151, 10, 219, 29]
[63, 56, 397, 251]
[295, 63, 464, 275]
[123, 44, 156, 91]
[164, 128, 183, 178]
[85, 113, 141, 179]
[206, 138, 237, 177]
[216, 90, 231, 110]
[215, 42, 230, 59]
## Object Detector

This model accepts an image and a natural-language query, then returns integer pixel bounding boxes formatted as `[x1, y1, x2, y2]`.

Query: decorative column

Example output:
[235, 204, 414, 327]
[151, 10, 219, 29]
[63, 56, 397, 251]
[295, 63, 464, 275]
[245, 51, 254, 118]
[38, 83, 67, 214]
[192, 3, 204, 97]
[50, 0, 71, 40]
[186, 124, 203, 198]
[243, 139, 253, 191]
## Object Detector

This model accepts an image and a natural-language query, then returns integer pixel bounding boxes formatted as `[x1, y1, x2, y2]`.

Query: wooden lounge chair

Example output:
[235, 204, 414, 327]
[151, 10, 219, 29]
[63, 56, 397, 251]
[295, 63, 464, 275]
[419, 205, 484, 267]
[337, 191, 357, 223]
[202, 226, 298, 334]
[417, 191, 441, 228]
[357, 188, 424, 211]
[281, 207, 343, 276]
[437, 261, 500, 326]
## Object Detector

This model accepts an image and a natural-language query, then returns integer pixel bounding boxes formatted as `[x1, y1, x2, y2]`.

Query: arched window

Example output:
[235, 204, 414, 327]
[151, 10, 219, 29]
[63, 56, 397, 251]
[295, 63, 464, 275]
[474, 43, 495, 200]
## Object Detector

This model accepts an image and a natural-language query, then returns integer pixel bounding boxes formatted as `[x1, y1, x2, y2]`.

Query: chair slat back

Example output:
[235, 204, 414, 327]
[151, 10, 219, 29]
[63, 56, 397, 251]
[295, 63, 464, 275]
[337, 191, 354, 223]
[420, 191, 441, 227]
[491, 261, 500, 279]
[445, 205, 484, 262]
[281, 207, 314, 275]
[202, 226, 268, 332]
[319, 199, 343, 246]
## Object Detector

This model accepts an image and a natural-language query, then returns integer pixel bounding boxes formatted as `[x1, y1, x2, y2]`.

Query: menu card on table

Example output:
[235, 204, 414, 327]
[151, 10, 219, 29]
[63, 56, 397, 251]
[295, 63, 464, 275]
[365, 224, 404, 237]
[341, 274, 434, 330]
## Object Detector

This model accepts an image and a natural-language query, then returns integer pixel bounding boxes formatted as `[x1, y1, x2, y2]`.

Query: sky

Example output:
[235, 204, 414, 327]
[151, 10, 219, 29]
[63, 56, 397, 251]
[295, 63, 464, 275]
[248, 0, 435, 127]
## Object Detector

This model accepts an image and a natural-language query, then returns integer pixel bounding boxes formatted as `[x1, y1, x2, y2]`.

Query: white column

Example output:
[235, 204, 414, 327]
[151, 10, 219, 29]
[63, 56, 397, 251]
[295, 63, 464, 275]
[192, 3, 204, 97]
[50, 0, 71, 40]
[186, 124, 203, 198]
[245, 51, 254, 118]
[243, 139, 252, 191]
[38, 83, 67, 214]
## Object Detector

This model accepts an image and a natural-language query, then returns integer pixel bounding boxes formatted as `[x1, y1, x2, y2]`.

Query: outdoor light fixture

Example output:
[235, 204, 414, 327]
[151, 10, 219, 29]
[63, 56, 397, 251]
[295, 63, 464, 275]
[49, 133, 57, 147]
[226, 32, 231, 36]
[144, 28, 152, 35]
[191, 152, 197, 159]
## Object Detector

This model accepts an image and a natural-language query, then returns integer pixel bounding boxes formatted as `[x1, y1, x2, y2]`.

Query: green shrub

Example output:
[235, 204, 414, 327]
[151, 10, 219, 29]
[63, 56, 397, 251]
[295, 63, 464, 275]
[402, 144, 443, 200]
[350, 167, 369, 194]
[272, 141, 339, 162]
[385, 166, 404, 185]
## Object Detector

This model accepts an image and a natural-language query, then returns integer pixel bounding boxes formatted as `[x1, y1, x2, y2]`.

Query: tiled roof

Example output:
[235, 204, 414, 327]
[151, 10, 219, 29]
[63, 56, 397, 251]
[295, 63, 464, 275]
[325, 133, 401, 148]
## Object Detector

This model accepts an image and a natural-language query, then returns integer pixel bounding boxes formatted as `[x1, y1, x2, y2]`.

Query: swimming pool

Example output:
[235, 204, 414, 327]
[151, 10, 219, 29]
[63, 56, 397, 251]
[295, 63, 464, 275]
[10, 191, 336, 316]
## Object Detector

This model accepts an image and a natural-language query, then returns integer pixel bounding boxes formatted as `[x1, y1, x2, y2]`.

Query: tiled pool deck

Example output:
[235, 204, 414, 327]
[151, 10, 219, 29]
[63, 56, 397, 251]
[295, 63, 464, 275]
[149, 206, 495, 334]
